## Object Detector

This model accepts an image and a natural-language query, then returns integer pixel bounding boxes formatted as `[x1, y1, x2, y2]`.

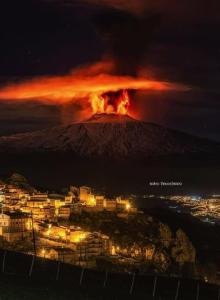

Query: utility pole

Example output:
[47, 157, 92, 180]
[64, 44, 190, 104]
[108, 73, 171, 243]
[217, 288, 220, 300]
[31, 211, 36, 256]
[196, 282, 200, 300]
[175, 279, 180, 300]
[152, 276, 158, 298]
[129, 272, 136, 295]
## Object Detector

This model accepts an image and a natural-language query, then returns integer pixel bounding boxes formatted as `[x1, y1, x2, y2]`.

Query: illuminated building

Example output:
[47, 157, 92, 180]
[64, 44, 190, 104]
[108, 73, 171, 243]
[48, 194, 70, 208]
[42, 224, 67, 240]
[41, 247, 76, 263]
[57, 205, 71, 219]
[75, 232, 111, 260]
[79, 186, 92, 202]
[65, 195, 73, 204]
[104, 199, 117, 211]
[79, 186, 96, 207]
[21, 206, 55, 221]
[87, 194, 96, 206]
[0, 191, 5, 203]
[6, 185, 19, 193]
[116, 197, 131, 210]
[69, 230, 89, 243]
[27, 195, 49, 208]
[49, 198, 65, 208]
[0, 211, 32, 242]
[4, 186, 30, 203]
[95, 195, 105, 210]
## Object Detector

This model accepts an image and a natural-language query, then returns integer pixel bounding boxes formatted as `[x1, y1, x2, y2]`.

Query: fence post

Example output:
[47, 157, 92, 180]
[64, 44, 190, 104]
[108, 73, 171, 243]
[29, 255, 35, 278]
[174, 279, 180, 300]
[129, 272, 136, 295]
[2, 250, 7, 273]
[103, 270, 108, 288]
[31, 212, 36, 256]
[196, 282, 200, 300]
[152, 276, 158, 298]
[79, 268, 85, 286]
[56, 261, 61, 281]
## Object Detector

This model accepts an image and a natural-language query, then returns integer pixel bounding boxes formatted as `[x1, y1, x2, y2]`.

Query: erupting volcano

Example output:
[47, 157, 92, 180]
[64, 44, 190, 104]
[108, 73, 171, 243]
[91, 89, 130, 115]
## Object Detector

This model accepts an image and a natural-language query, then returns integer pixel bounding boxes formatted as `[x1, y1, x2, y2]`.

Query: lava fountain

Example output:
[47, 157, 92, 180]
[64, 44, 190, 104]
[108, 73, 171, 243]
[91, 89, 130, 115]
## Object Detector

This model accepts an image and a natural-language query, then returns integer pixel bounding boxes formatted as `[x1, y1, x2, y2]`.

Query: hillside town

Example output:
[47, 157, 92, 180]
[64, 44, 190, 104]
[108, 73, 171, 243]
[0, 174, 140, 268]
[0, 174, 199, 276]
[5, 174, 220, 286]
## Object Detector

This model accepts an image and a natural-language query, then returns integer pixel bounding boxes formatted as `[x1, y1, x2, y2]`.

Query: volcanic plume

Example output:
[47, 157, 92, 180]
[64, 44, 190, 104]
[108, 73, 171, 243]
[0, 60, 188, 119]
[92, 8, 160, 76]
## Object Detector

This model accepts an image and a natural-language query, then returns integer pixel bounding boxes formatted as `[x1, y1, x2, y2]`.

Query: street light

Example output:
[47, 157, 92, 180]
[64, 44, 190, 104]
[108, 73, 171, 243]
[126, 203, 131, 211]
[41, 248, 46, 258]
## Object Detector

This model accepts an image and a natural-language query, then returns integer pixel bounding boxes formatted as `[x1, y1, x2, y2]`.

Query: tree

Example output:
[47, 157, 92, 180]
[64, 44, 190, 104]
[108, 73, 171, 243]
[159, 223, 172, 248]
[171, 229, 196, 266]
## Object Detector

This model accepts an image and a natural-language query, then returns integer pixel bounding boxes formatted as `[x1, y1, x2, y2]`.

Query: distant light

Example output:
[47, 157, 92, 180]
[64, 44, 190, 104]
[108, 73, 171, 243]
[191, 196, 201, 201]
[126, 203, 131, 211]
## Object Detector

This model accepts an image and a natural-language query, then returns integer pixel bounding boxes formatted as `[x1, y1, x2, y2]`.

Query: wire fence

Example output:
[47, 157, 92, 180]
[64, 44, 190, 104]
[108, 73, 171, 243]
[0, 248, 219, 300]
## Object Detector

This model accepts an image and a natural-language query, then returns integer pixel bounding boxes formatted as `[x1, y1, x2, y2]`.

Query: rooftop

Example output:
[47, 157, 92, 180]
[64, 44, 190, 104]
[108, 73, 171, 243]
[1, 211, 30, 218]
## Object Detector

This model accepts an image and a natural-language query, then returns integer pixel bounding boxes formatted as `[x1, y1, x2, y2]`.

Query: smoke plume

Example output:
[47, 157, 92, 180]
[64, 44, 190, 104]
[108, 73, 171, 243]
[92, 8, 160, 76]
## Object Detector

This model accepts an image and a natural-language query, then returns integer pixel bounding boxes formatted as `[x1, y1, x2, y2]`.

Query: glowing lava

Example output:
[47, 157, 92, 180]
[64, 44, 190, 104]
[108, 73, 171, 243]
[117, 90, 129, 115]
[91, 89, 130, 115]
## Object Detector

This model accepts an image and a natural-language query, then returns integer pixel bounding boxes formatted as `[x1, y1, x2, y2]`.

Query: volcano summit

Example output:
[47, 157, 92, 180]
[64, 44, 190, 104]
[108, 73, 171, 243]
[0, 113, 218, 159]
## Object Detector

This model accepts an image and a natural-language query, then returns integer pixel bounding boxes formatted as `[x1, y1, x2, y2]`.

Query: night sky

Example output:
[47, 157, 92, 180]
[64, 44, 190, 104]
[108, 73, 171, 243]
[0, 0, 220, 141]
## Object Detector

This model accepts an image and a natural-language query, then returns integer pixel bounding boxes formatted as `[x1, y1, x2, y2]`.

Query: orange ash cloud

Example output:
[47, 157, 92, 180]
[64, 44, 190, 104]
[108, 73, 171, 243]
[0, 75, 181, 101]
[0, 75, 187, 101]
[0, 61, 189, 116]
